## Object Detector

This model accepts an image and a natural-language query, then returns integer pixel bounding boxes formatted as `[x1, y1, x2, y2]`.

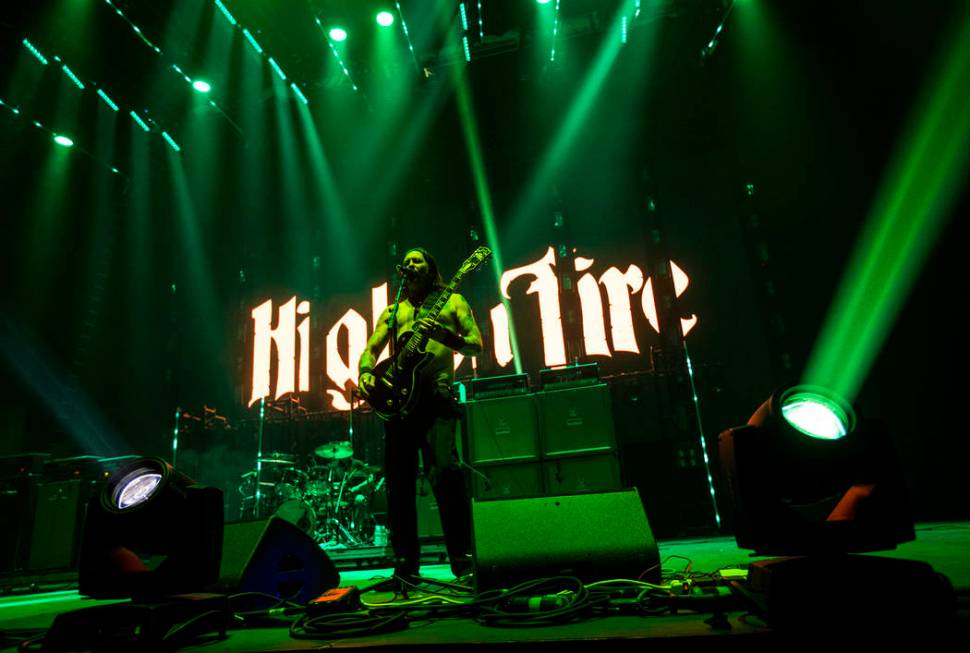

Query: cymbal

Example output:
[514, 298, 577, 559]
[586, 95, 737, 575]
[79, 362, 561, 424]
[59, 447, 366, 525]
[314, 441, 353, 460]
[258, 453, 296, 464]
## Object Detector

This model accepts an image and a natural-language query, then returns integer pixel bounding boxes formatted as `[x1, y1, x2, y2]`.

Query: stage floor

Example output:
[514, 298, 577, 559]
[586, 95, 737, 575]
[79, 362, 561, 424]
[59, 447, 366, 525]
[2, 522, 967, 651]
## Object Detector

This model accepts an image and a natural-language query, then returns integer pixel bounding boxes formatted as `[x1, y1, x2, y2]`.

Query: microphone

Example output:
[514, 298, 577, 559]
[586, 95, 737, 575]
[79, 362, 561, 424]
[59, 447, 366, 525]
[396, 264, 416, 279]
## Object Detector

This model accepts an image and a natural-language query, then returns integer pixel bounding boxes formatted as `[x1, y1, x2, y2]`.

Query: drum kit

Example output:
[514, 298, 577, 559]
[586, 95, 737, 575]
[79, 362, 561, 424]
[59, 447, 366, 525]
[237, 441, 385, 548]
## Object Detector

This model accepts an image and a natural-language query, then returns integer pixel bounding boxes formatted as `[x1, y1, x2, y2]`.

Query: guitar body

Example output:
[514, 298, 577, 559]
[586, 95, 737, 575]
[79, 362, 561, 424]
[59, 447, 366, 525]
[367, 336, 435, 421]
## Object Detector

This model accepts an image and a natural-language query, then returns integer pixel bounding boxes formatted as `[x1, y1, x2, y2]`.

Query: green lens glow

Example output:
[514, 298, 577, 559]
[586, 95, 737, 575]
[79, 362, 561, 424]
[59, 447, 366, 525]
[781, 391, 850, 440]
[116, 472, 162, 509]
[53, 135, 74, 147]
[192, 80, 211, 93]
[329, 27, 348, 42]
[377, 11, 394, 27]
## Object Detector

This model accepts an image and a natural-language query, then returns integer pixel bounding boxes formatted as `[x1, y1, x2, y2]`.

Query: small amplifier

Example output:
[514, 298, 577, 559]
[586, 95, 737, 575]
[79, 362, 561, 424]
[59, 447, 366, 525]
[0, 452, 49, 477]
[466, 373, 530, 400]
[43, 455, 105, 482]
[538, 363, 600, 390]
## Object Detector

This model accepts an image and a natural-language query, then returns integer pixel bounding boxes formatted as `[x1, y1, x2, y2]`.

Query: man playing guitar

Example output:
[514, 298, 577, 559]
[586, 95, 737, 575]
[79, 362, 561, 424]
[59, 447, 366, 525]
[357, 247, 483, 583]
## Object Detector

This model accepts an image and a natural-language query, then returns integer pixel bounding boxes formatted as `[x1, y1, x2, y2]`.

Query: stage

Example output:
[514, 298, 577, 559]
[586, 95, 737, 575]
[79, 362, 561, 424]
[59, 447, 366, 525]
[3, 1, 970, 650]
[1, 523, 966, 651]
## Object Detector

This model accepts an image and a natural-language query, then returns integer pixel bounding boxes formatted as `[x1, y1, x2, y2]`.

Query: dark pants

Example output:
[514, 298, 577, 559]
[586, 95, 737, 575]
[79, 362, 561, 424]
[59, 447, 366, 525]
[383, 391, 472, 578]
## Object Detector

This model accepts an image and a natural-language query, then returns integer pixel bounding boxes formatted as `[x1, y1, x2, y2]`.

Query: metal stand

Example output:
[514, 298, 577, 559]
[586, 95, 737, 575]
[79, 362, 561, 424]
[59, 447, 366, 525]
[254, 397, 266, 518]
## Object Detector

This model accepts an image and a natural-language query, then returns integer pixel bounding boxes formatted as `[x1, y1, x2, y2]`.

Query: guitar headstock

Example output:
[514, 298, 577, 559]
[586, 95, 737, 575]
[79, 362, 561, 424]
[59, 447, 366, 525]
[458, 246, 492, 276]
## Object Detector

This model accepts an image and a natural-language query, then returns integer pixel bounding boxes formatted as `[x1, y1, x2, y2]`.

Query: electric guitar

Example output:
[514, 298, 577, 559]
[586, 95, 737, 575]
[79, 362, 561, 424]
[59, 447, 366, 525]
[365, 246, 492, 420]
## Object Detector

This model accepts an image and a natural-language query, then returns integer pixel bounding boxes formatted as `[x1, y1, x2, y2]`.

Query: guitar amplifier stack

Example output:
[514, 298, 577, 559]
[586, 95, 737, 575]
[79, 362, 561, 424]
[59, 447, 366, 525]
[462, 382, 621, 500]
[0, 454, 138, 580]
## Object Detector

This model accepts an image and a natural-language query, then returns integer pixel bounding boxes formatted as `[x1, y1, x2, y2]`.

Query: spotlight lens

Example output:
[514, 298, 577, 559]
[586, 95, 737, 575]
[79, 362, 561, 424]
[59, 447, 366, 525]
[116, 472, 163, 509]
[781, 391, 850, 440]
[192, 80, 211, 93]
[537, 0, 553, 4]
[329, 27, 347, 42]
[376, 11, 394, 27]
[53, 135, 74, 147]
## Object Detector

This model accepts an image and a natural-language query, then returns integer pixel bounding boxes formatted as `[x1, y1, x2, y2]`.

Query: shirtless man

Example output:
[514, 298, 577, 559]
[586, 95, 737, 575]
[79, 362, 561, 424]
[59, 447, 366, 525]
[357, 247, 483, 581]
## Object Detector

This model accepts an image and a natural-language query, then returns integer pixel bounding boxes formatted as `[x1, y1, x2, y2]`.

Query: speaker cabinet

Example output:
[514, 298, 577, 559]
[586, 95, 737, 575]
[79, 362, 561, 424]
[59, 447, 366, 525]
[471, 488, 660, 591]
[216, 517, 339, 604]
[537, 384, 617, 457]
[544, 454, 621, 495]
[465, 395, 540, 464]
[416, 476, 443, 539]
[0, 475, 39, 575]
[471, 462, 544, 500]
[28, 480, 89, 571]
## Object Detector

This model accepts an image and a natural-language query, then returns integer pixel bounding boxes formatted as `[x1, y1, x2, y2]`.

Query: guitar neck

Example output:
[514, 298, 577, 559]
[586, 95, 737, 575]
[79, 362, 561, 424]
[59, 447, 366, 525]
[402, 280, 460, 355]
[398, 246, 490, 357]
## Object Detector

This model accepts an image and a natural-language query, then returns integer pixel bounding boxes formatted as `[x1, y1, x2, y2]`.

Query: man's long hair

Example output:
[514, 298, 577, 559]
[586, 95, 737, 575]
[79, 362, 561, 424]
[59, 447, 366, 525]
[402, 247, 445, 295]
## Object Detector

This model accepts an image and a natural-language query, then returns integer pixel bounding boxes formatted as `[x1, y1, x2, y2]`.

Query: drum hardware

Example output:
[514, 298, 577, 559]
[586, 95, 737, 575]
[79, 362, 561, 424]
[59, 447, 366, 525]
[239, 400, 383, 546]
[237, 453, 385, 548]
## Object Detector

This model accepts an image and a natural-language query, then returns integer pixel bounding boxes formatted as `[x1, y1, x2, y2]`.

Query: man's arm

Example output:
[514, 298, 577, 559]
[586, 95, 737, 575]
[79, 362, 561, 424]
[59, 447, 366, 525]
[357, 307, 392, 398]
[415, 294, 483, 356]
[452, 294, 483, 356]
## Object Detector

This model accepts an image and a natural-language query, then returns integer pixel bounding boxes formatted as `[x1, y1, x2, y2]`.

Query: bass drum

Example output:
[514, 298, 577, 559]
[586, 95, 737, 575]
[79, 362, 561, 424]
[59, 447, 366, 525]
[274, 498, 317, 536]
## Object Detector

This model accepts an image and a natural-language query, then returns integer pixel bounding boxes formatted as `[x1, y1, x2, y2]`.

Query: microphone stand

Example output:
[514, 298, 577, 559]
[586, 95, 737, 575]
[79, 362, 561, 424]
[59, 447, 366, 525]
[386, 273, 408, 359]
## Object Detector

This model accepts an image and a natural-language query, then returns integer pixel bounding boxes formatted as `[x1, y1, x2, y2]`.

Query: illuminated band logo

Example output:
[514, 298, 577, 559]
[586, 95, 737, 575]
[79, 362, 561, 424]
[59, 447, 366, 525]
[250, 247, 696, 410]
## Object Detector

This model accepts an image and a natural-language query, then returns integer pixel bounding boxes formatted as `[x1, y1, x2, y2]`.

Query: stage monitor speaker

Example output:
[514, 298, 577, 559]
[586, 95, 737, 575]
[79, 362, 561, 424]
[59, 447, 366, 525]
[465, 395, 540, 464]
[537, 384, 617, 457]
[216, 517, 339, 605]
[471, 488, 660, 591]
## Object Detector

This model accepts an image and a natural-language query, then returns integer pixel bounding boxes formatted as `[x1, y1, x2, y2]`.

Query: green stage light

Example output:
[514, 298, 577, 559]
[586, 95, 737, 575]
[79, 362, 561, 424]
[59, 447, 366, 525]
[290, 83, 309, 105]
[393, 1, 419, 69]
[477, 1, 484, 40]
[377, 11, 394, 27]
[0, 98, 22, 115]
[780, 387, 852, 441]
[550, 0, 562, 61]
[717, 383, 949, 628]
[803, 6, 970, 403]
[192, 80, 211, 93]
[97, 88, 119, 111]
[214, 0, 237, 26]
[54, 135, 74, 147]
[23, 38, 48, 65]
[242, 28, 263, 54]
[320, 26, 359, 91]
[537, 0, 552, 4]
[162, 131, 181, 152]
[268, 56, 287, 81]
[105, 0, 163, 53]
[129, 110, 150, 132]
[329, 27, 348, 42]
[77, 457, 224, 599]
[453, 69, 523, 374]
[62, 64, 86, 89]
